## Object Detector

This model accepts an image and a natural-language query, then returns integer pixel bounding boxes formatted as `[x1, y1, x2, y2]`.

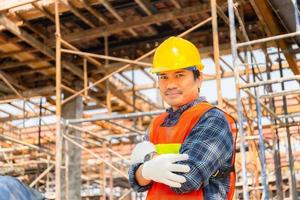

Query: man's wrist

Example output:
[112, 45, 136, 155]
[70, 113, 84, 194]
[143, 151, 157, 162]
[136, 164, 152, 185]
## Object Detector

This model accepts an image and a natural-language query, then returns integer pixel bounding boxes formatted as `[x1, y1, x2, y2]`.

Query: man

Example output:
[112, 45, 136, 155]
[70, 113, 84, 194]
[128, 36, 237, 199]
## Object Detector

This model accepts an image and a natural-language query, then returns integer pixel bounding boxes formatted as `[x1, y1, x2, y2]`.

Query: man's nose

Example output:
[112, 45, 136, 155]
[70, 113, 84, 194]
[165, 78, 178, 89]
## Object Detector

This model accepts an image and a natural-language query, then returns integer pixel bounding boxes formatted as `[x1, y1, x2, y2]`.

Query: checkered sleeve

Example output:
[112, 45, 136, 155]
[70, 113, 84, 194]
[171, 108, 233, 194]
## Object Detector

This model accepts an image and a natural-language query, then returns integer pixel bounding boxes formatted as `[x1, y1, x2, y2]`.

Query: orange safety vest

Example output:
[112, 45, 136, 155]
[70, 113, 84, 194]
[147, 102, 237, 200]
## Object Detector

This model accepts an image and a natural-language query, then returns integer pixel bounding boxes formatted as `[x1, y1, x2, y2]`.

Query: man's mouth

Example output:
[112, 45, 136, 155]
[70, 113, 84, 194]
[165, 90, 182, 96]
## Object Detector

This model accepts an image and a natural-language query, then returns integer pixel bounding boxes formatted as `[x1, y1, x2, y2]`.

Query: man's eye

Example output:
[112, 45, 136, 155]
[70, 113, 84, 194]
[159, 75, 167, 80]
[175, 74, 184, 78]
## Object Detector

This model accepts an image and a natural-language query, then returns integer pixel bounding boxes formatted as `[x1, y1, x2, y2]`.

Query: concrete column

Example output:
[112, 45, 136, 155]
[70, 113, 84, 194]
[62, 81, 83, 200]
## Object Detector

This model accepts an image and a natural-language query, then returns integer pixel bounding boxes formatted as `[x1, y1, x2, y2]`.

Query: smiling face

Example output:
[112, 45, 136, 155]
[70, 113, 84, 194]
[157, 69, 202, 111]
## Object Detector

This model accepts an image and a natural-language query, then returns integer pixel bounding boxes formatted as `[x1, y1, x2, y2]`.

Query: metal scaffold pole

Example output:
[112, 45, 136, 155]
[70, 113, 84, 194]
[227, 0, 249, 199]
[254, 88, 269, 199]
[277, 47, 298, 199]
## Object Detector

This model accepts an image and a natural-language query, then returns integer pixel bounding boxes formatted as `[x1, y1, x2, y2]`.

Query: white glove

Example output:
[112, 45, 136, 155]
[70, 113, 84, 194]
[130, 141, 156, 164]
[141, 154, 190, 188]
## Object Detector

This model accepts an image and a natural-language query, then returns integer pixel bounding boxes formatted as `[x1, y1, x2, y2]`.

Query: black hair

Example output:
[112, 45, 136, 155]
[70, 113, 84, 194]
[192, 70, 201, 80]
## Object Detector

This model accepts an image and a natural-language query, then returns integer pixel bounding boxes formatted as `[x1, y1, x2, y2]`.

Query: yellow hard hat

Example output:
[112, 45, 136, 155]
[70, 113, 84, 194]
[151, 36, 204, 73]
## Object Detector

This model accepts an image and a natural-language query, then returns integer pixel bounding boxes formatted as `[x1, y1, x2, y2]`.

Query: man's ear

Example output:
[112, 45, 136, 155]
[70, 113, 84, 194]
[197, 73, 203, 90]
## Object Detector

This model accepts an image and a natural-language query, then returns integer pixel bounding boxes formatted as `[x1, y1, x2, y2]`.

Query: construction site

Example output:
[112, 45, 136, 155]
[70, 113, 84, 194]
[0, 0, 299, 199]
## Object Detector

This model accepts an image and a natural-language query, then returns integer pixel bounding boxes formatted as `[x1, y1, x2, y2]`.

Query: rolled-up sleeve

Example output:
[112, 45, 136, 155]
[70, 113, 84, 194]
[171, 108, 233, 194]
[128, 163, 152, 192]
[128, 129, 152, 192]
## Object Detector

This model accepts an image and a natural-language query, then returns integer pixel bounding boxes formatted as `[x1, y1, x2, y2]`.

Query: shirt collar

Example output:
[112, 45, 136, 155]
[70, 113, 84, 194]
[166, 96, 207, 115]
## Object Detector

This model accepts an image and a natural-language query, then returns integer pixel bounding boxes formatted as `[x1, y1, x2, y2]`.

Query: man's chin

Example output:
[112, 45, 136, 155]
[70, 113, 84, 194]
[165, 99, 181, 107]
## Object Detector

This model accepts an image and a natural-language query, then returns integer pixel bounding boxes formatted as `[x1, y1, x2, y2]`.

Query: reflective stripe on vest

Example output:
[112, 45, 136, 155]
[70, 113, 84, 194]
[146, 102, 237, 200]
[155, 143, 181, 154]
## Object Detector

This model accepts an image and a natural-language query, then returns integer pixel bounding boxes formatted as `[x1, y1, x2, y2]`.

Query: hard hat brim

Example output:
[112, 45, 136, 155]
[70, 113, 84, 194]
[150, 64, 204, 74]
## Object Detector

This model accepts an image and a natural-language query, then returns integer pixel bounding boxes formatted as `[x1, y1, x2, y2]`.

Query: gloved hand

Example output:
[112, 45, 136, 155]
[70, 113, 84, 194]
[130, 141, 156, 164]
[141, 154, 190, 188]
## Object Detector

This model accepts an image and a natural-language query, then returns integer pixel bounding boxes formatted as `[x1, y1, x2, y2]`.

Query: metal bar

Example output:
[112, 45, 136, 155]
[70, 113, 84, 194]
[107, 120, 144, 135]
[254, 88, 269, 199]
[107, 149, 130, 164]
[69, 132, 130, 164]
[264, 46, 283, 199]
[64, 123, 106, 140]
[239, 75, 300, 89]
[237, 31, 300, 48]
[63, 134, 128, 178]
[118, 189, 133, 200]
[61, 17, 212, 106]
[67, 110, 164, 124]
[244, 89, 284, 125]
[30, 165, 54, 187]
[278, 112, 300, 119]
[54, 0, 62, 199]
[239, 62, 268, 66]
[233, 5, 264, 81]
[60, 48, 151, 67]
[102, 141, 107, 200]
[219, 57, 248, 83]
[0, 134, 54, 156]
[259, 89, 300, 98]
[228, 0, 249, 199]
[211, 0, 223, 108]
[108, 142, 113, 200]
[64, 125, 69, 200]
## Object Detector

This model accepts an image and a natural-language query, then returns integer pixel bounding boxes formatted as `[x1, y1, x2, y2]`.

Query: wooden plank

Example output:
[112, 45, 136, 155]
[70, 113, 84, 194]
[0, 0, 39, 11]
[81, 0, 108, 25]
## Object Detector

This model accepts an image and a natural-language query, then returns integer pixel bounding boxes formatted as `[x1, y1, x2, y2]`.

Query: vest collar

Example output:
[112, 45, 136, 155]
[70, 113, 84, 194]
[166, 96, 207, 116]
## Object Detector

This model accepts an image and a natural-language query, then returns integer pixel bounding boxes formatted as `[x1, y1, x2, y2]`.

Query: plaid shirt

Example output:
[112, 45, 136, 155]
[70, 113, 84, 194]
[128, 97, 233, 199]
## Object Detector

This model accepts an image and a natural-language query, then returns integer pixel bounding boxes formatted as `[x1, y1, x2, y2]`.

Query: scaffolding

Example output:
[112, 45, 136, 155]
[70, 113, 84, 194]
[228, 0, 299, 199]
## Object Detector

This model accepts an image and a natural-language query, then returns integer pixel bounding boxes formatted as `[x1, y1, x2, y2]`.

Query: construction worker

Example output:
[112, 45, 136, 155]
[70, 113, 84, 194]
[128, 36, 237, 199]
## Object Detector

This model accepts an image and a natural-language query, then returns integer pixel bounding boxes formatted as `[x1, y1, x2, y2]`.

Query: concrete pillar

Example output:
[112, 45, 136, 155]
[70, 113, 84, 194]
[62, 81, 83, 200]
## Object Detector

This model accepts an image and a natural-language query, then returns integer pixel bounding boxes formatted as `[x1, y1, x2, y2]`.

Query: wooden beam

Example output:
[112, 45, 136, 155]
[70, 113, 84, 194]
[0, 86, 55, 103]
[101, 0, 138, 36]
[60, 0, 96, 28]
[0, 48, 37, 58]
[0, 13, 84, 77]
[80, 0, 109, 25]
[134, 0, 158, 34]
[0, 58, 52, 69]
[49, 3, 210, 43]
[250, 0, 299, 75]
[14, 12, 47, 41]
